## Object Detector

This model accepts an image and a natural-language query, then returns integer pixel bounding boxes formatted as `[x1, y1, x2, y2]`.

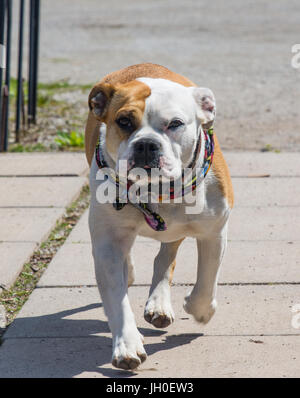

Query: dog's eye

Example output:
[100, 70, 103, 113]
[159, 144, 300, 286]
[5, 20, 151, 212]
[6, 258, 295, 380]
[168, 119, 184, 130]
[116, 117, 135, 132]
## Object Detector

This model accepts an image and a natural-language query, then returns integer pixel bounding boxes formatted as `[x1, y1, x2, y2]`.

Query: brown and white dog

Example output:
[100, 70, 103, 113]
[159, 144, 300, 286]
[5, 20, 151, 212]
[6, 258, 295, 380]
[85, 63, 234, 370]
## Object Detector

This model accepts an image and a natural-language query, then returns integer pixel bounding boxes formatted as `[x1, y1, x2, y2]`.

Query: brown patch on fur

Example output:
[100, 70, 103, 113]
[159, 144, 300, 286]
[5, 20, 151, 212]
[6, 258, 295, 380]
[212, 135, 234, 208]
[101, 62, 196, 88]
[168, 260, 177, 286]
[168, 238, 185, 285]
[88, 83, 116, 121]
[104, 80, 151, 157]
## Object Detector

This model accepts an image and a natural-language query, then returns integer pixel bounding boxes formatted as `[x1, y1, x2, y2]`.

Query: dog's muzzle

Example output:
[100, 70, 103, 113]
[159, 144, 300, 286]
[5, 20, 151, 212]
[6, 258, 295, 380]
[133, 139, 161, 170]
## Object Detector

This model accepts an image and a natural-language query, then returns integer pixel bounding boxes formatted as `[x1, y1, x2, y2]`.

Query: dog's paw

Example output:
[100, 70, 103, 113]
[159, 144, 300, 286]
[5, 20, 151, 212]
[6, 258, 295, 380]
[112, 332, 147, 370]
[183, 294, 217, 324]
[144, 295, 175, 328]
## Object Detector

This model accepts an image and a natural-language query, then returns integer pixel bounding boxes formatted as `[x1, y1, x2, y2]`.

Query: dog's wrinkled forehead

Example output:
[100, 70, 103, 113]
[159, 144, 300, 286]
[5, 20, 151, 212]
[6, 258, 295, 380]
[137, 78, 196, 125]
[89, 77, 215, 130]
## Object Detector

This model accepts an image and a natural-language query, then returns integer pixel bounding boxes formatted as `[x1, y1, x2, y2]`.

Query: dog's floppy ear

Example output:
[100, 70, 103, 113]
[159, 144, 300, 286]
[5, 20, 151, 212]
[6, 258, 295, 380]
[88, 83, 115, 121]
[191, 87, 216, 129]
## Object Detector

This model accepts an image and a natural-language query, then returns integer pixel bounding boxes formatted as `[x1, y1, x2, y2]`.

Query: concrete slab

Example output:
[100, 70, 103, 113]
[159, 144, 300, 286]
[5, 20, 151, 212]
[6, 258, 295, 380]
[0, 177, 87, 208]
[38, 240, 300, 287]
[225, 152, 300, 177]
[229, 207, 300, 241]
[0, 153, 88, 176]
[218, 240, 300, 284]
[5, 285, 300, 338]
[0, 335, 299, 378]
[233, 178, 300, 207]
[66, 206, 300, 244]
[37, 243, 95, 287]
[0, 208, 64, 242]
[0, 242, 37, 289]
[67, 209, 90, 243]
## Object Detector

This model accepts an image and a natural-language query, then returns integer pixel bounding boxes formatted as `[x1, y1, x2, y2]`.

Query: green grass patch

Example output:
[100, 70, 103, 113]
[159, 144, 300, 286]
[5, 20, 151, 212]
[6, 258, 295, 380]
[7, 77, 90, 151]
[55, 130, 85, 149]
[38, 81, 91, 91]
[9, 77, 91, 108]
[8, 143, 49, 152]
[261, 144, 281, 153]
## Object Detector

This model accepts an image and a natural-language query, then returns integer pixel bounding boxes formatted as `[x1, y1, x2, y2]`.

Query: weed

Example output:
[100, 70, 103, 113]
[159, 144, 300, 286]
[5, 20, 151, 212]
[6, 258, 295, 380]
[261, 144, 280, 153]
[54, 130, 85, 149]
[9, 143, 48, 152]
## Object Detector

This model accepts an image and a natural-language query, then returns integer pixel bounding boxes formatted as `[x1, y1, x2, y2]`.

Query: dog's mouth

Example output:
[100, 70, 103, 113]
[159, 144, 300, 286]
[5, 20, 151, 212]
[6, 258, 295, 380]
[128, 162, 161, 174]
[127, 165, 158, 185]
[127, 166, 182, 188]
[126, 155, 164, 178]
[116, 155, 180, 186]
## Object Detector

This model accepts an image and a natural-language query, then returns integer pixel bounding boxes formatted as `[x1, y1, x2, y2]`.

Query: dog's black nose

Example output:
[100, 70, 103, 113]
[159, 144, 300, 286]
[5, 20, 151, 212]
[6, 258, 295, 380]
[133, 139, 161, 168]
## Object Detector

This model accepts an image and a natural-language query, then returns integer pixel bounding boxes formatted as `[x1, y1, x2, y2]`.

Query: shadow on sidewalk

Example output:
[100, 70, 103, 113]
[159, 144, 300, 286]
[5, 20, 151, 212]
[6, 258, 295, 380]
[2, 303, 202, 378]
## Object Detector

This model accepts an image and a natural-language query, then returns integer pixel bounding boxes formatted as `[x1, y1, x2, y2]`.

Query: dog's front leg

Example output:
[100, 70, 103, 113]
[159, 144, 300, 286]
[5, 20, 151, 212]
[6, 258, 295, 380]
[91, 227, 146, 370]
[144, 239, 184, 328]
[183, 226, 228, 324]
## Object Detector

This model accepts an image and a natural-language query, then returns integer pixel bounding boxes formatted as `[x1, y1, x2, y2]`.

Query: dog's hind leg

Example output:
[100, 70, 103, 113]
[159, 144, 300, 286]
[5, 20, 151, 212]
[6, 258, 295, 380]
[144, 238, 184, 328]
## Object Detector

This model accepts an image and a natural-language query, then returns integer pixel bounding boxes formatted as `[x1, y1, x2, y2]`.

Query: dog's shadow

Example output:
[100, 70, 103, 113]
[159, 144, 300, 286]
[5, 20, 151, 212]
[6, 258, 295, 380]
[3, 303, 202, 378]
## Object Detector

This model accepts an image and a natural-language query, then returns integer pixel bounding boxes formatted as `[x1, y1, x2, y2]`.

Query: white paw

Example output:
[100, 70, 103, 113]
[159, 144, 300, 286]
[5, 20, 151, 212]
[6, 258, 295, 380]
[183, 294, 217, 324]
[144, 293, 175, 328]
[112, 331, 146, 370]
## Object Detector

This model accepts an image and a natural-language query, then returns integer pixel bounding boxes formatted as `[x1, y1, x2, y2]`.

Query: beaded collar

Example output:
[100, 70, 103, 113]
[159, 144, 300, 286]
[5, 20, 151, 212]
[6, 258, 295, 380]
[95, 127, 214, 232]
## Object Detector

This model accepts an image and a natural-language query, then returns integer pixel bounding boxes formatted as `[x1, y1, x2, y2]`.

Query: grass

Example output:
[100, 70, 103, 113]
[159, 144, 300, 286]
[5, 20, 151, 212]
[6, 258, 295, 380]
[0, 184, 90, 334]
[55, 130, 85, 149]
[9, 77, 91, 100]
[8, 143, 49, 152]
[37, 81, 91, 91]
[261, 144, 281, 153]
[7, 77, 91, 152]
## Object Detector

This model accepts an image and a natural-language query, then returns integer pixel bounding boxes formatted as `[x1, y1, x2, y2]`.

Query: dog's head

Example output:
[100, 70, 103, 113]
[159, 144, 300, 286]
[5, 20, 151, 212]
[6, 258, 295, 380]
[89, 77, 216, 181]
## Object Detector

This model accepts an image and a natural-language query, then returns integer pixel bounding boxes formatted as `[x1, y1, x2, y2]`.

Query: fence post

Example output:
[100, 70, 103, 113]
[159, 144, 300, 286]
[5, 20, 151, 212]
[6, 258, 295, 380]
[0, 0, 40, 151]
[28, 0, 40, 126]
[16, 0, 25, 142]
[0, 0, 5, 151]
[2, 0, 12, 151]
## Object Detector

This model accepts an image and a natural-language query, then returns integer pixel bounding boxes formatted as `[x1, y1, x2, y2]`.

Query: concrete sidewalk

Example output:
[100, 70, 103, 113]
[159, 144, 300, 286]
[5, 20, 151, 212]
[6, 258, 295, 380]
[0, 152, 300, 378]
[0, 153, 88, 293]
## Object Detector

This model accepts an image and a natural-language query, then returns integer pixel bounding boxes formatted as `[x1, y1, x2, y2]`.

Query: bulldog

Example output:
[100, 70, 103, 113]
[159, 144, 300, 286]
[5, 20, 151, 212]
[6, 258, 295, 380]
[85, 63, 234, 370]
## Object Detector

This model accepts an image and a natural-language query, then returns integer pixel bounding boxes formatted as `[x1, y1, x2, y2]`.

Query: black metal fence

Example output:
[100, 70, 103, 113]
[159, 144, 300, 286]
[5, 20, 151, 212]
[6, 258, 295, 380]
[0, 0, 40, 152]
